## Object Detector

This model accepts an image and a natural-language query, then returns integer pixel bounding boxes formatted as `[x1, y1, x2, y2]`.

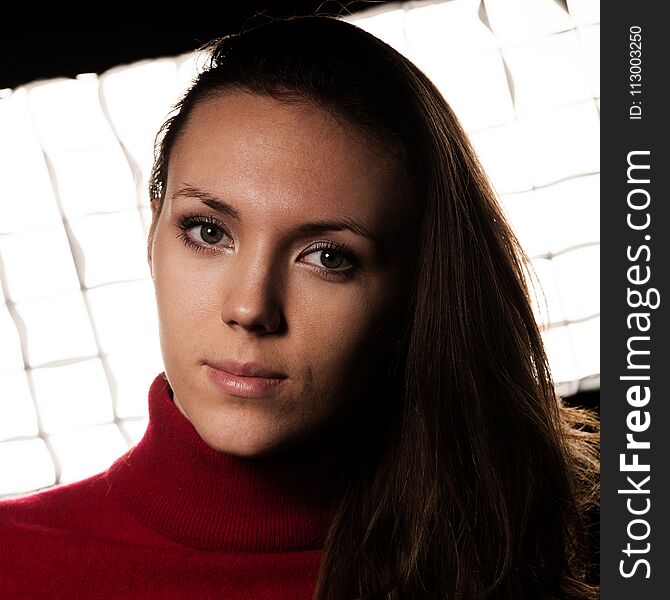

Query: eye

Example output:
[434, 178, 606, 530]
[176, 215, 233, 252]
[300, 241, 358, 279]
[195, 223, 229, 245]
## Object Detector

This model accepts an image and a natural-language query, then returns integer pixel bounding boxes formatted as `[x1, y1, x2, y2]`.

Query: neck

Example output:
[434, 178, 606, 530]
[106, 373, 364, 552]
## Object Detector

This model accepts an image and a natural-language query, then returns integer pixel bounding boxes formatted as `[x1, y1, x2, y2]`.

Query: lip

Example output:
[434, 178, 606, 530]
[204, 360, 287, 399]
[207, 358, 287, 379]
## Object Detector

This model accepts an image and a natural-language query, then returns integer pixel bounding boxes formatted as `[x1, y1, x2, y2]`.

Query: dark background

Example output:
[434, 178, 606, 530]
[0, 1, 385, 90]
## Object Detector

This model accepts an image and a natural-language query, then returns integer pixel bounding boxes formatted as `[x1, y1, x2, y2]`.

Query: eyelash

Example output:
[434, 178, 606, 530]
[175, 214, 359, 281]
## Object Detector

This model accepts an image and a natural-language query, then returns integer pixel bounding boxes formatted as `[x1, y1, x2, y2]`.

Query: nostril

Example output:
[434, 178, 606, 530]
[223, 308, 283, 335]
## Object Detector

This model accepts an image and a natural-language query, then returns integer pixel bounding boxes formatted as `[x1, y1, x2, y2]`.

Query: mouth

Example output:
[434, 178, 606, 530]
[204, 360, 287, 399]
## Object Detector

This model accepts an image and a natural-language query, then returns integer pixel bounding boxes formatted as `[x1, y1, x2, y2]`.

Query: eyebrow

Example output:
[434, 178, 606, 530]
[172, 184, 380, 244]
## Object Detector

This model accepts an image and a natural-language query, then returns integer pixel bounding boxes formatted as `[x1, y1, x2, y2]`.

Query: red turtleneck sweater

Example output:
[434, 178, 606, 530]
[0, 372, 349, 599]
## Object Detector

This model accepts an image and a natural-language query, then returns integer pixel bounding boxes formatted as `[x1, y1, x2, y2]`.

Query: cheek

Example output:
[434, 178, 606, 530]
[152, 232, 211, 341]
[290, 284, 390, 390]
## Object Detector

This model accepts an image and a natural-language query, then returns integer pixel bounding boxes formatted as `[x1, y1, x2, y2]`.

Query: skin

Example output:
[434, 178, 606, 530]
[147, 90, 418, 457]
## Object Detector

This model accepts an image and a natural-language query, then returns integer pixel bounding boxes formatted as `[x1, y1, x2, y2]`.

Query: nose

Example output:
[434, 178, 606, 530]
[220, 252, 283, 335]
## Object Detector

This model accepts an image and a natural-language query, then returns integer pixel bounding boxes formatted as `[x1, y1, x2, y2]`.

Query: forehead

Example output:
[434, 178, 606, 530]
[166, 90, 411, 229]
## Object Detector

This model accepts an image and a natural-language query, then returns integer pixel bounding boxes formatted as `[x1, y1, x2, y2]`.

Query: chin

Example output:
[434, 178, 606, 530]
[198, 425, 288, 458]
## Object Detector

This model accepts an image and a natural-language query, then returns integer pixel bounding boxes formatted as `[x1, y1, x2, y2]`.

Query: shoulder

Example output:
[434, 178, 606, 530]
[0, 470, 111, 536]
[0, 445, 143, 546]
[0, 471, 114, 597]
[0, 448, 167, 553]
[0, 447, 138, 527]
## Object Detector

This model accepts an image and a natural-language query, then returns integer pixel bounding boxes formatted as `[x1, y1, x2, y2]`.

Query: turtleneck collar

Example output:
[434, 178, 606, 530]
[106, 372, 355, 553]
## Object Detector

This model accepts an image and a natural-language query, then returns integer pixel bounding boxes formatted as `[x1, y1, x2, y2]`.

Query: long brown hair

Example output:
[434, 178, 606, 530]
[148, 16, 599, 599]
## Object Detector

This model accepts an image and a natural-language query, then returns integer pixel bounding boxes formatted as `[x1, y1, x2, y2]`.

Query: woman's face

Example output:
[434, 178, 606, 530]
[148, 90, 416, 457]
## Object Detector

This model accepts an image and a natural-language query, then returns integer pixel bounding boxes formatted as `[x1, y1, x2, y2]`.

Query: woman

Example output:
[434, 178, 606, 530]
[0, 15, 599, 599]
